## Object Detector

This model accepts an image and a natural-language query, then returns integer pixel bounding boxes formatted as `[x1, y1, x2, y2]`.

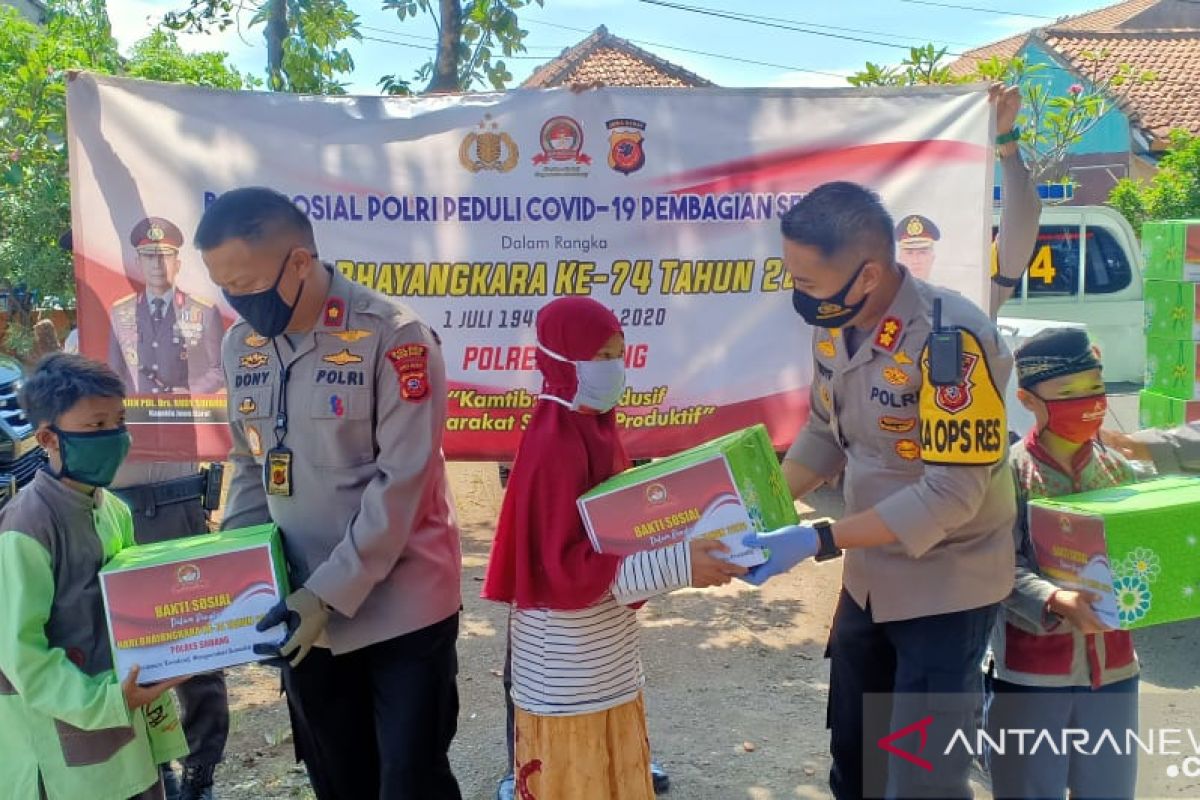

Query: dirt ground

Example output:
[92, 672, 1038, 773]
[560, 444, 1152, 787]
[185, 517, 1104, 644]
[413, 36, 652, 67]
[204, 459, 1200, 800]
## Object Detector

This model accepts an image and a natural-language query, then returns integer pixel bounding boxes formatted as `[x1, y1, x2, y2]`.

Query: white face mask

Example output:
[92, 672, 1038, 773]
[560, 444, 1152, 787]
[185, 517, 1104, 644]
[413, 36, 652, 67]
[538, 343, 626, 413]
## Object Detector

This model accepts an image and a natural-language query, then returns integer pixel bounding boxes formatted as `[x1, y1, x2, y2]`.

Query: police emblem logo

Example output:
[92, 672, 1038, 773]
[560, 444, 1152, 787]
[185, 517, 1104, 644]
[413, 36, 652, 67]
[240, 352, 269, 369]
[147, 224, 166, 242]
[238, 396, 257, 415]
[606, 118, 646, 176]
[402, 373, 429, 401]
[176, 563, 201, 585]
[244, 333, 269, 348]
[459, 114, 519, 173]
[323, 348, 363, 366]
[533, 116, 591, 176]
[817, 301, 845, 318]
[905, 217, 924, 237]
[329, 329, 373, 343]
[934, 352, 978, 414]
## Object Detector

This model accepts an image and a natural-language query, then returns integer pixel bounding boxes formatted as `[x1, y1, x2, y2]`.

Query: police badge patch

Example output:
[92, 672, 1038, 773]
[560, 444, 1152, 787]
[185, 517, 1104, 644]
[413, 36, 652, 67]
[606, 119, 646, 176]
[386, 344, 429, 402]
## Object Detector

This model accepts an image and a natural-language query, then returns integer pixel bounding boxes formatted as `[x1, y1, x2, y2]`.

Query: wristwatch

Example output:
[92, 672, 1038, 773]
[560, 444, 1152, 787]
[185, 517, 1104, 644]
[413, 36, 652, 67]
[813, 519, 843, 562]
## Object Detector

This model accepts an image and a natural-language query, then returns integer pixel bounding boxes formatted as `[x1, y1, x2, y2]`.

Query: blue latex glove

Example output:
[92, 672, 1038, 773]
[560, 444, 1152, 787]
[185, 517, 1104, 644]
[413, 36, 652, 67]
[741, 525, 820, 586]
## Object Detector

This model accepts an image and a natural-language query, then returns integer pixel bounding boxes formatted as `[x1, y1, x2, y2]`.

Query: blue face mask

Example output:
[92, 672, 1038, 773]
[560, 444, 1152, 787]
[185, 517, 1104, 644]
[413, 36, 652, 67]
[223, 249, 304, 338]
[538, 344, 627, 413]
[50, 424, 131, 488]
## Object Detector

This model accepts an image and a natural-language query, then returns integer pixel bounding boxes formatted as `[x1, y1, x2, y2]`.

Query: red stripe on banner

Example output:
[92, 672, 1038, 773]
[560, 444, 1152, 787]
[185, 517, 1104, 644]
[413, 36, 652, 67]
[658, 139, 984, 197]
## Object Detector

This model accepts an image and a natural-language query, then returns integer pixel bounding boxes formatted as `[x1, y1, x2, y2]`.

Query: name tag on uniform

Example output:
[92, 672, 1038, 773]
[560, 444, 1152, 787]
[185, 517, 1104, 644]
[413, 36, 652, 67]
[265, 446, 293, 496]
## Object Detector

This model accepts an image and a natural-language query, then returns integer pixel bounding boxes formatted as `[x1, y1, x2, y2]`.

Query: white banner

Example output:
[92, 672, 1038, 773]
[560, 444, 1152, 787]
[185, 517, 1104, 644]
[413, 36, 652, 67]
[67, 73, 993, 460]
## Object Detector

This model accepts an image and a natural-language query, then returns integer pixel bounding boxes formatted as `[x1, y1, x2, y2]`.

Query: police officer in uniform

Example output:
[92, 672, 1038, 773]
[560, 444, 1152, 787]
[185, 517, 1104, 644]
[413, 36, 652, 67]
[197, 188, 463, 799]
[109, 218, 223, 395]
[743, 182, 1016, 799]
[894, 214, 940, 281]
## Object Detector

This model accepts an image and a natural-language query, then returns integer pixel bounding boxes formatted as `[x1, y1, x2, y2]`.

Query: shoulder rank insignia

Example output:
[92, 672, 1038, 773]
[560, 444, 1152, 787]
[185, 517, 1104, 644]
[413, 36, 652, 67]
[244, 333, 269, 348]
[329, 329, 373, 343]
[240, 352, 269, 369]
[323, 348, 363, 366]
[323, 297, 345, 328]
[874, 317, 903, 352]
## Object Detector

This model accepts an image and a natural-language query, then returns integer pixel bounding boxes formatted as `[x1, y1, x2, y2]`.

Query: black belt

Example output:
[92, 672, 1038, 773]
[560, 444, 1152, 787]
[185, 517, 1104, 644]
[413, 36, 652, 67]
[114, 470, 215, 518]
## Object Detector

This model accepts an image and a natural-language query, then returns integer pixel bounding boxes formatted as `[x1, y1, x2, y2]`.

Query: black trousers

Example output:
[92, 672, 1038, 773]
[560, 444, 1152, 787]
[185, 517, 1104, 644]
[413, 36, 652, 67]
[826, 589, 997, 800]
[124, 496, 229, 770]
[282, 613, 463, 800]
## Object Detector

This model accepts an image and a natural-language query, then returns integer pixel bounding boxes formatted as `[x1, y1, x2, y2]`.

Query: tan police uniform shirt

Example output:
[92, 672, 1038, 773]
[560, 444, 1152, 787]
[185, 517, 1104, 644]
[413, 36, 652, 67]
[787, 270, 1016, 622]
[220, 268, 462, 654]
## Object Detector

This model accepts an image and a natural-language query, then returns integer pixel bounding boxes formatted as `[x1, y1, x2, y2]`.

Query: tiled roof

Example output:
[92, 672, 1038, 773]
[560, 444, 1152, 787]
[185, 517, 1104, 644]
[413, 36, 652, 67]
[949, 32, 1029, 77]
[948, 1, 1200, 143]
[1052, 0, 1161, 31]
[1045, 30, 1200, 142]
[521, 25, 715, 88]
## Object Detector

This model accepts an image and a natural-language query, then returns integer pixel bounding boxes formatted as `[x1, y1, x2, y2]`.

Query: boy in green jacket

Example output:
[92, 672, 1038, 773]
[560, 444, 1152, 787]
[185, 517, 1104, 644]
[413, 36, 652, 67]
[0, 354, 188, 799]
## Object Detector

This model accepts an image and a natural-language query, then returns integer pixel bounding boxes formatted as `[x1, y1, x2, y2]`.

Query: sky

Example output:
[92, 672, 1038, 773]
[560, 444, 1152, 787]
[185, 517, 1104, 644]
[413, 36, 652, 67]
[105, 0, 1112, 93]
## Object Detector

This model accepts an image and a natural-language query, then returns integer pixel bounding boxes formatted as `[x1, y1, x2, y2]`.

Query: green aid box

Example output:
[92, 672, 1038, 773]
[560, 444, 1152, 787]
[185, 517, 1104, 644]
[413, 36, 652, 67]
[1145, 338, 1200, 400]
[1029, 476, 1200, 630]
[100, 524, 290, 683]
[1143, 220, 1200, 282]
[577, 424, 796, 568]
[1145, 280, 1200, 340]
[1139, 389, 1200, 429]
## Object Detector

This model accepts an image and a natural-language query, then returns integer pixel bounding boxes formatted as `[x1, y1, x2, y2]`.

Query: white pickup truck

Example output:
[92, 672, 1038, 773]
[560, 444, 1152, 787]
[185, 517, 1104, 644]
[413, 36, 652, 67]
[996, 204, 1144, 384]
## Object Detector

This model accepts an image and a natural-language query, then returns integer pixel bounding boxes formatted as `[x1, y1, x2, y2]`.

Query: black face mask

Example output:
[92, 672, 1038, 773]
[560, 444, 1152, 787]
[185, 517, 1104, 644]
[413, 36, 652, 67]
[222, 249, 305, 338]
[792, 261, 869, 328]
